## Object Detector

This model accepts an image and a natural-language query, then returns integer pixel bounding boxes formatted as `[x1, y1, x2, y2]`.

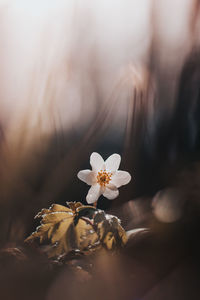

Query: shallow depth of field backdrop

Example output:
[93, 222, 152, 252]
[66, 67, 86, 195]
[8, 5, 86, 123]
[0, 0, 200, 299]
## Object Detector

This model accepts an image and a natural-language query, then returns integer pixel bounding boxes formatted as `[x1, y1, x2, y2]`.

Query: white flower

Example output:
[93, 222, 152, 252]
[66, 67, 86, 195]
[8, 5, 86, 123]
[77, 152, 131, 204]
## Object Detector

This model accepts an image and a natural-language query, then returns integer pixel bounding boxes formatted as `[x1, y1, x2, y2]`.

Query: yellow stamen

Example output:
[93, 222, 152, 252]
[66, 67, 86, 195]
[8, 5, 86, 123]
[96, 170, 112, 187]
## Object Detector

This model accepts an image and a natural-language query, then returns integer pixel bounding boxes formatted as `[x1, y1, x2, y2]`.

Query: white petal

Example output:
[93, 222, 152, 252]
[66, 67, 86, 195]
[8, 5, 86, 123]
[77, 170, 95, 185]
[103, 185, 119, 200]
[111, 171, 131, 188]
[90, 152, 104, 172]
[105, 154, 121, 172]
[86, 184, 102, 204]
[107, 183, 117, 190]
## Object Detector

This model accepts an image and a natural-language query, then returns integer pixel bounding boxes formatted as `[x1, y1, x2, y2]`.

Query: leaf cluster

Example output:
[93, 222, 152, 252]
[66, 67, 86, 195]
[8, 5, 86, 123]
[25, 202, 127, 258]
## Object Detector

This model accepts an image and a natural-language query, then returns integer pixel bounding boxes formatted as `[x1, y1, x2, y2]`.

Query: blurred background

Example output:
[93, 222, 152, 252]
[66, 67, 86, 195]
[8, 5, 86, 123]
[0, 0, 200, 299]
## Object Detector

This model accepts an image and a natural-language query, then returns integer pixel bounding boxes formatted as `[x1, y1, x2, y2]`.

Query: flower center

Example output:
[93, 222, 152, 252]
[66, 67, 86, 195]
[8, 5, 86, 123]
[96, 170, 112, 186]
